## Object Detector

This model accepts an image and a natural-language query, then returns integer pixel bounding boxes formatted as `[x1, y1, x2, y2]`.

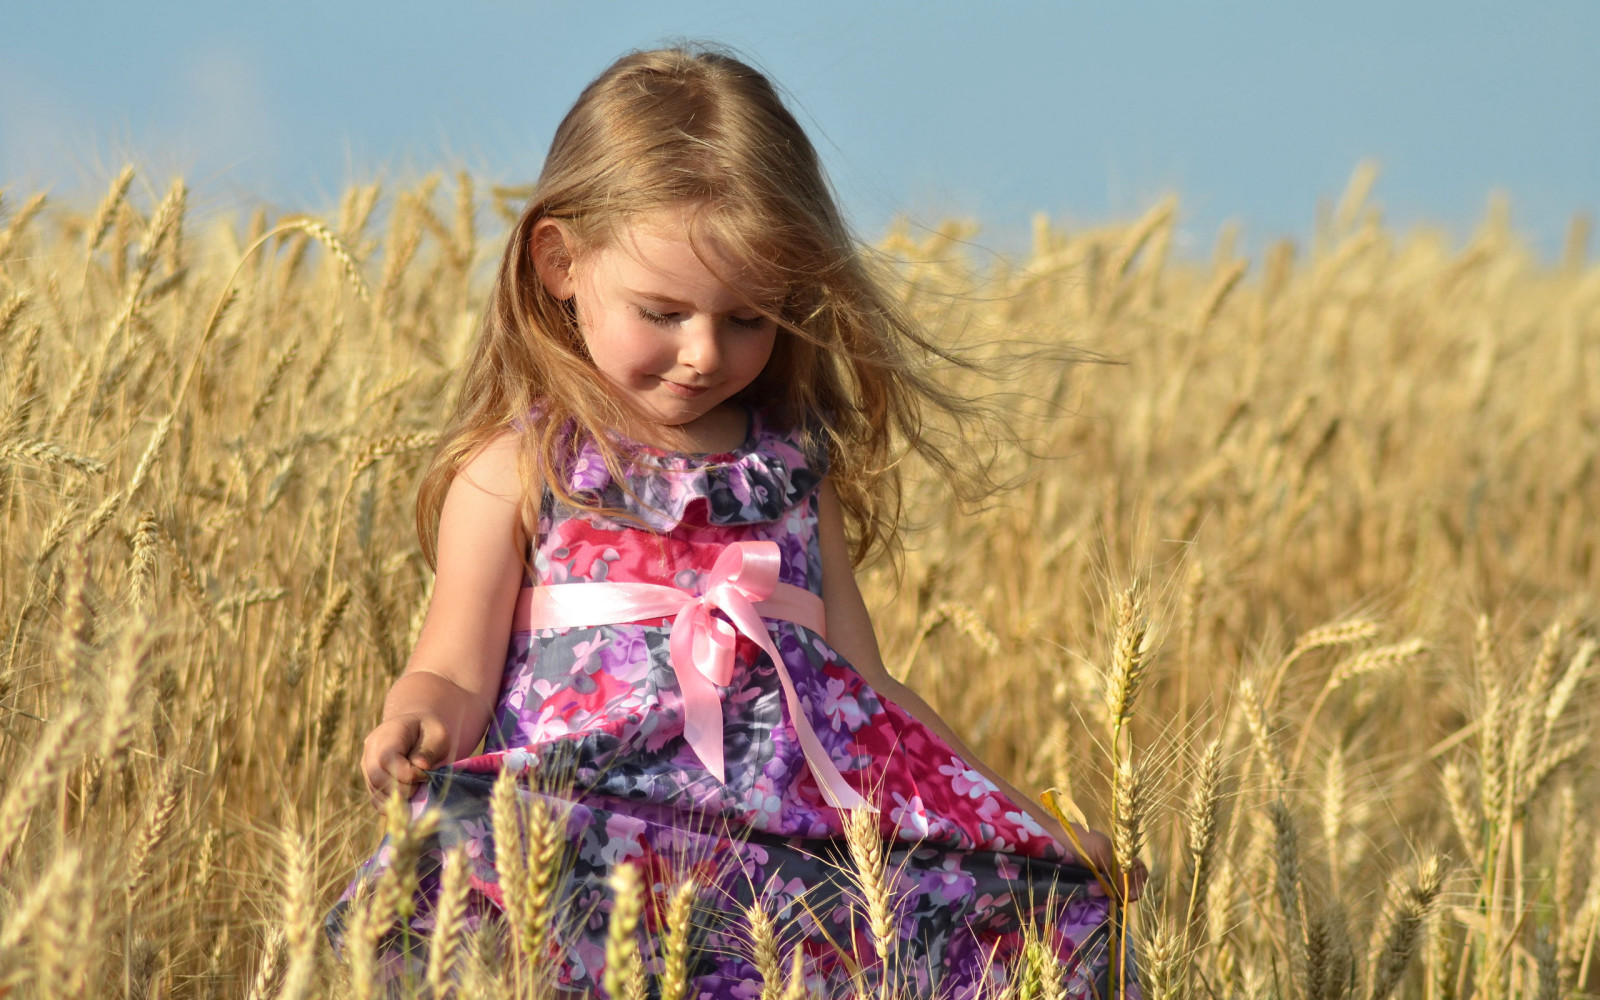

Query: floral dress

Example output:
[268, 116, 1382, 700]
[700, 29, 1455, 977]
[327, 409, 1134, 999]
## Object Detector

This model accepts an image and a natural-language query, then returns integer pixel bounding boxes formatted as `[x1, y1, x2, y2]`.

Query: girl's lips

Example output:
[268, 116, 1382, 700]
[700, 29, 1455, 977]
[660, 379, 711, 397]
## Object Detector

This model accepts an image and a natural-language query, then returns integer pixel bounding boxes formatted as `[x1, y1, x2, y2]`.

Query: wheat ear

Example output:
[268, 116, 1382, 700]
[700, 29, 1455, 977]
[659, 876, 700, 1000]
[1, 439, 107, 475]
[427, 843, 472, 998]
[604, 862, 647, 1000]
[1366, 855, 1446, 1000]
[1183, 737, 1226, 944]
[0, 844, 81, 950]
[1104, 585, 1150, 751]
[0, 702, 89, 866]
[844, 803, 896, 965]
[746, 900, 783, 1000]
[83, 165, 136, 257]
[277, 822, 317, 1000]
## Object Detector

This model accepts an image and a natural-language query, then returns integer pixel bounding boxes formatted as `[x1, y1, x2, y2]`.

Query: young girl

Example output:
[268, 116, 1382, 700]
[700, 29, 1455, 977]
[330, 45, 1144, 999]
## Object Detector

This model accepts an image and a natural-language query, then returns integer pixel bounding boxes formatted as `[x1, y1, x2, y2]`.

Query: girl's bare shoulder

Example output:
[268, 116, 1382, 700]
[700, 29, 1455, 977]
[453, 428, 524, 505]
[438, 428, 530, 555]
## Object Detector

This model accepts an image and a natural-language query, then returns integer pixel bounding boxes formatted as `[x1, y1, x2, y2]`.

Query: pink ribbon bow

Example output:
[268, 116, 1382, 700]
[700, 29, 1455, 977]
[513, 540, 870, 812]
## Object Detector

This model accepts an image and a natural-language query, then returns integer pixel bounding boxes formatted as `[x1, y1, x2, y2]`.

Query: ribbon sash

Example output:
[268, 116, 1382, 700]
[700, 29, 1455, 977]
[513, 540, 870, 812]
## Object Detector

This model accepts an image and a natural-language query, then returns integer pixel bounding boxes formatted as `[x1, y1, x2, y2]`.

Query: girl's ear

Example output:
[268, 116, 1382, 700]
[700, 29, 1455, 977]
[530, 218, 577, 300]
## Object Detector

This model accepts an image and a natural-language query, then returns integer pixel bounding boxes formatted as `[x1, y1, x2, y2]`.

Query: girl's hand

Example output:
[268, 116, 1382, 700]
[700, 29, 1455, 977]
[361, 713, 450, 807]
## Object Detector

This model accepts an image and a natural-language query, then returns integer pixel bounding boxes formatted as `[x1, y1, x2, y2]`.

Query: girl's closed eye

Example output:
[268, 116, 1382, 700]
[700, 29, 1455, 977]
[636, 306, 772, 330]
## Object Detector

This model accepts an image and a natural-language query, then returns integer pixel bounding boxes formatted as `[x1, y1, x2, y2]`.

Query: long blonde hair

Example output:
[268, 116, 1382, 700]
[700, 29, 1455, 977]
[417, 44, 991, 569]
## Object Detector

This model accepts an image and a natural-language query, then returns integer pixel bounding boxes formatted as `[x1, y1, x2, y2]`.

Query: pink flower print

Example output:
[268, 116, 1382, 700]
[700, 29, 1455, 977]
[599, 814, 646, 866]
[569, 450, 608, 492]
[938, 756, 997, 798]
[606, 632, 651, 675]
[1004, 808, 1047, 843]
[975, 796, 1005, 825]
[820, 677, 866, 730]
[748, 790, 785, 828]
[926, 862, 971, 904]
[590, 547, 621, 582]
[783, 508, 807, 537]
[575, 886, 607, 932]
[674, 567, 703, 591]
[506, 671, 534, 710]
[889, 792, 931, 839]
[501, 748, 537, 774]
[529, 702, 572, 740]
[995, 854, 1020, 881]
[570, 636, 610, 675]
[461, 817, 491, 859]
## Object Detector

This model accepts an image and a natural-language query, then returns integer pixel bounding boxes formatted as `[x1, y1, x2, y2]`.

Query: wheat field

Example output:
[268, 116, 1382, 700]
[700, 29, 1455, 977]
[0, 164, 1595, 998]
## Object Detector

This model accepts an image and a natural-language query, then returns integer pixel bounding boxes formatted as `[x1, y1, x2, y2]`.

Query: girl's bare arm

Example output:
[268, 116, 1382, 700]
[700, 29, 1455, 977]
[361, 430, 526, 801]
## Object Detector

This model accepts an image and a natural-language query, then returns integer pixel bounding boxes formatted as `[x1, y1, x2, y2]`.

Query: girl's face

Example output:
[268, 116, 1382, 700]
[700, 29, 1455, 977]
[534, 206, 777, 446]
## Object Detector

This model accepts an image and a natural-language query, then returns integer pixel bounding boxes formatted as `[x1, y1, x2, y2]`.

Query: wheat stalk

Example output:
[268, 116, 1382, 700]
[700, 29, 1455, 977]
[0, 190, 47, 260]
[604, 863, 647, 1000]
[746, 900, 784, 1000]
[844, 803, 896, 966]
[780, 945, 811, 1000]
[1, 439, 107, 475]
[36, 853, 95, 999]
[1183, 737, 1226, 944]
[0, 288, 30, 343]
[277, 822, 318, 1000]
[1322, 742, 1350, 895]
[0, 844, 81, 951]
[83, 165, 136, 257]
[1366, 855, 1446, 1000]
[658, 875, 700, 1000]
[127, 412, 176, 500]
[1440, 760, 1483, 868]
[245, 925, 288, 1000]
[1104, 584, 1149, 751]
[1540, 639, 1593, 750]
[277, 215, 373, 303]
[426, 843, 472, 998]
[1140, 917, 1183, 1000]
[125, 762, 183, 897]
[129, 509, 159, 610]
[0, 703, 89, 866]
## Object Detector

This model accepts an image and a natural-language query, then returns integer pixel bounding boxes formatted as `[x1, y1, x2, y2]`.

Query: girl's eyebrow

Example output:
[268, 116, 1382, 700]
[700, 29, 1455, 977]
[623, 287, 760, 311]
[623, 288, 691, 306]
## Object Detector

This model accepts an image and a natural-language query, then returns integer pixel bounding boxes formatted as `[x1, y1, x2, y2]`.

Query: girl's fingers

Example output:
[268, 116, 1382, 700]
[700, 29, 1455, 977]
[365, 746, 425, 806]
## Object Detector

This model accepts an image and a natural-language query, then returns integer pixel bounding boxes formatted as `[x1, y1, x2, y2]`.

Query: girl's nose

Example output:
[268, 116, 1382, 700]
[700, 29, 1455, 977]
[678, 319, 722, 374]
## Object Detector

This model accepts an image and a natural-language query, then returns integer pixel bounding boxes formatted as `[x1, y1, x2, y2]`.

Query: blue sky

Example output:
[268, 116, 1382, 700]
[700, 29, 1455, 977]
[4, 2, 1596, 260]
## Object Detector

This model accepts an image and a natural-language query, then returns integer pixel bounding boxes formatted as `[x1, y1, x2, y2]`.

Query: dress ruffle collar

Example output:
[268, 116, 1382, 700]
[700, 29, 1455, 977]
[555, 408, 826, 531]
